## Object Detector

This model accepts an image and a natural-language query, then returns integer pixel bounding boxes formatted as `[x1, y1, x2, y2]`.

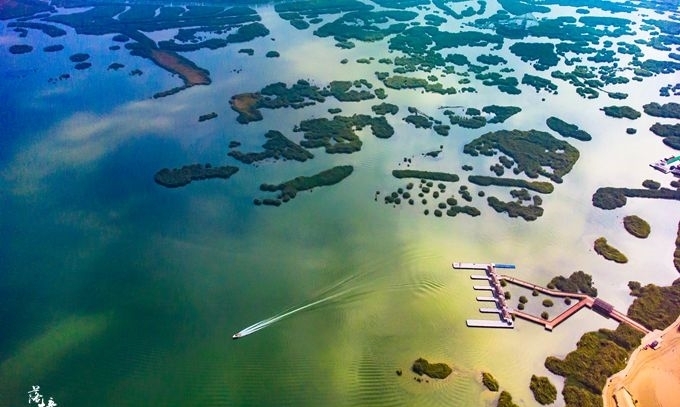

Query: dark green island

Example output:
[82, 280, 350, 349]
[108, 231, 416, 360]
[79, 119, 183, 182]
[154, 164, 239, 188]
[623, 215, 651, 238]
[594, 237, 628, 263]
[411, 357, 452, 379]
[256, 165, 353, 206]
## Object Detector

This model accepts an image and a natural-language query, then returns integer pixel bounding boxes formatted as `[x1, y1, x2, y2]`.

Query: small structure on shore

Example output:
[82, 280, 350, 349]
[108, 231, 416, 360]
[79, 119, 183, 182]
[650, 155, 680, 175]
[453, 262, 650, 334]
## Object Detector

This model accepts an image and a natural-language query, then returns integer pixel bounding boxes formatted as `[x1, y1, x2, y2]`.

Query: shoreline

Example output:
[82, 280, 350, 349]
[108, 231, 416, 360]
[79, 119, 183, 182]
[602, 314, 680, 407]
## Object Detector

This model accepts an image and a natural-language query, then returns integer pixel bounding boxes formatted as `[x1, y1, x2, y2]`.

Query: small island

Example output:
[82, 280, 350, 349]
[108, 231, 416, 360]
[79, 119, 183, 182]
[643, 102, 680, 119]
[154, 164, 239, 188]
[546, 116, 592, 141]
[592, 186, 680, 209]
[228, 130, 313, 164]
[392, 170, 459, 182]
[529, 375, 557, 405]
[257, 165, 353, 205]
[487, 195, 544, 221]
[464, 129, 579, 183]
[9, 44, 33, 54]
[198, 112, 218, 122]
[468, 175, 554, 194]
[411, 357, 452, 379]
[601, 105, 642, 119]
[482, 372, 499, 391]
[623, 215, 651, 238]
[594, 237, 628, 263]
[497, 390, 519, 407]
[547, 270, 598, 297]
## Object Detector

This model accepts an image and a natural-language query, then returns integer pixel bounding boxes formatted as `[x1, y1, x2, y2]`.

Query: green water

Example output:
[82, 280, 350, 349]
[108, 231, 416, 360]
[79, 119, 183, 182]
[2, 1, 680, 406]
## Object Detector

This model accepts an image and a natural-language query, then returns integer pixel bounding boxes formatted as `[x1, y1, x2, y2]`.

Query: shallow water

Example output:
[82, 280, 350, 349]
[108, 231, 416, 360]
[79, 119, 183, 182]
[1, 1, 679, 406]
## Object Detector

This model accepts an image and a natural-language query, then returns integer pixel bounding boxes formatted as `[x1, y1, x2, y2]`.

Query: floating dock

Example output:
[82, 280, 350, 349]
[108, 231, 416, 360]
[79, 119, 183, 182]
[452, 262, 490, 270]
[454, 262, 651, 334]
[466, 319, 514, 328]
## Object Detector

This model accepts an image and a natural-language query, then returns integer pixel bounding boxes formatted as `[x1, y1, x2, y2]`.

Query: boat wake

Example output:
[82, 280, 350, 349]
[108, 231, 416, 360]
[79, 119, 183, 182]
[232, 271, 372, 340]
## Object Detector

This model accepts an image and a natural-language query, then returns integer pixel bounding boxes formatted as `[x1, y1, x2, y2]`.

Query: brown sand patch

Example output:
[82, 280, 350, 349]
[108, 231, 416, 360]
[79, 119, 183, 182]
[229, 93, 263, 123]
[604, 315, 680, 407]
[149, 49, 210, 86]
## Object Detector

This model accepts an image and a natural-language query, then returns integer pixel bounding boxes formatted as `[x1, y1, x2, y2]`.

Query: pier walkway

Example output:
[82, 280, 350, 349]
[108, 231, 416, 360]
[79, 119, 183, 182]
[453, 262, 651, 334]
[501, 275, 649, 334]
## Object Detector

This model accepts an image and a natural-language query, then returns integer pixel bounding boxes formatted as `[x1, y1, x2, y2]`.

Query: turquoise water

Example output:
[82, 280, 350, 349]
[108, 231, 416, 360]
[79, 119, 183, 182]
[2, 1, 680, 406]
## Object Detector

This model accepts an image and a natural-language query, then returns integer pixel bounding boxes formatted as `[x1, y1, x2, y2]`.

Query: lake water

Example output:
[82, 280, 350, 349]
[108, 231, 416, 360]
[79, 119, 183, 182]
[1, 1, 679, 406]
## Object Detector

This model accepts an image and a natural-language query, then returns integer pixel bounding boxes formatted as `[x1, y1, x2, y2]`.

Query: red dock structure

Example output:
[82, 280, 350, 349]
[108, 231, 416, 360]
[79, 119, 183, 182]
[453, 263, 651, 334]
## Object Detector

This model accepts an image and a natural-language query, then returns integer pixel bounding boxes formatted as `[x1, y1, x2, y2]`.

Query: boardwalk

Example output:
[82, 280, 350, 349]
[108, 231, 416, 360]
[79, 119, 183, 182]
[502, 275, 650, 334]
[453, 262, 651, 334]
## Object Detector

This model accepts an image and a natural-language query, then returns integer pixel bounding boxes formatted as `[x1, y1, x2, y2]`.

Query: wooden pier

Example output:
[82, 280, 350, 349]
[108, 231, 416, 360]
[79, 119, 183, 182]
[454, 262, 651, 334]
[501, 275, 650, 334]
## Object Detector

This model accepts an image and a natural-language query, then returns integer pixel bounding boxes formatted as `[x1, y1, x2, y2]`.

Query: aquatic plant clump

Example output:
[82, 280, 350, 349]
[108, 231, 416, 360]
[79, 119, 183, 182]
[529, 375, 557, 405]
[259, 165, 354, 204]
[546, 116, 592, 141]
[411, 358, 452, 379]
[392, 170, 459, 182]
[548, 271, 597, 297]
[593, 237, 628, 263]
[623, 215, 650, 238]
[497, 390, 520, 407]
[482, 372, 499, 391]
[154, 164, 239, 188]
[601, 105, 641, 119]
[464, 129, 579, 183]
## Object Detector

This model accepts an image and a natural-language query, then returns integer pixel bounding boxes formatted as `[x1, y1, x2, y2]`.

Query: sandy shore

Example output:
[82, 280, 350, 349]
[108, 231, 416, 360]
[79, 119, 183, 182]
[603, 314, 680, 407]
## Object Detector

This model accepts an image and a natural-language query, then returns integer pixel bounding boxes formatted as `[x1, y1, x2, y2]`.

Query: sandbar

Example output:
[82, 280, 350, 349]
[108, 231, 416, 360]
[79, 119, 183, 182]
[149, 49, 210, 86]
[603, 314, 680, 407]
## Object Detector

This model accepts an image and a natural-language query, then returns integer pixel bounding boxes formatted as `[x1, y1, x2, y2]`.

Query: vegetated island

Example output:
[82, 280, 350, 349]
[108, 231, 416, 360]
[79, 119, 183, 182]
[443, 105, 522, 129]
[463, 129, 579, 183]
[9, 44, 33, 54]
[546, 116, 592, 141]
[230, 79, 381, 124]
[128, 44, 211, 98]
[198, 112, 217, 122]
[547, 270, 598, 297]
[497, 390, 520, 407]
[600, 105, 641, 119]
[255, 165, 353, 206]
[643, 102, 680, 119]
[649, 123, 680, 150]
[529, 375, 557, 405]
[487, 194, 544, 221]
[546, 278, 680, 407]
[623, 215, 651, 238]
[381, 177, 480, 218]
[228, 130, 313, 164]
[392, 169, 459, 182]
[468, 175, 554, 194]
[482, 371, 499, 391]
[295, 114, 393, 154]
[594, 237, 628, 263]
[154, 164, 239, 188]
[592, 187, 680, 210]
[411, 358, 452, 379]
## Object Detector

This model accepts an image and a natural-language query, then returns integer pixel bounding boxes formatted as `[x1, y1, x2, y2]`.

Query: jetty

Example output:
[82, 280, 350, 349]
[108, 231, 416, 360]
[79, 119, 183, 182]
[650, 155, 680, 175]
[454, 262, 515, 328]
[453, 262, 651, 334]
